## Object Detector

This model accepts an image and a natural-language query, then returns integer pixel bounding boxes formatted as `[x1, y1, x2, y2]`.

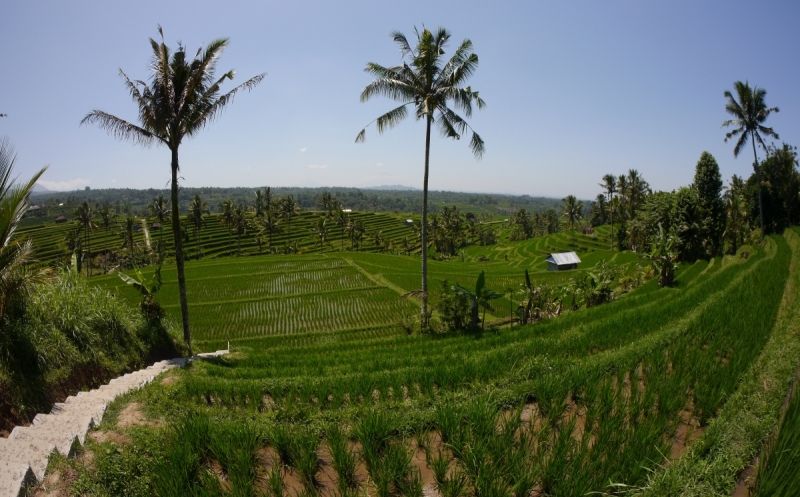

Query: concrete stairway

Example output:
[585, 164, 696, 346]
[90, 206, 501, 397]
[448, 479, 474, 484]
[0, 351, 227, 497]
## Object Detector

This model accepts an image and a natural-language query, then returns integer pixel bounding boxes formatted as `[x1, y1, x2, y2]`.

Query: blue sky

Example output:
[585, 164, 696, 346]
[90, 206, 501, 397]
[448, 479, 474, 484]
[1, 1, 798, 199]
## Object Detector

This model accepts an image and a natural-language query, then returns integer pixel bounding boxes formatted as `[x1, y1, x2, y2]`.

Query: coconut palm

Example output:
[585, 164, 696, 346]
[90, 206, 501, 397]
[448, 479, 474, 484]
[280, 195, 300, 241]
[229, 204, 250, 256]
[119, 216, 138, 260]
[80, 27, 265, 352]
[311, 216, 330, 249]
[148, 194, 171, 250]
[615, 175, 629, 222]
[74, 201, 97, 277]
[334, 207, 349, 251]
[599, 174, 616, 248]
[99, 203, 115, 238]
[625, 170, 649, 219]
[561, 195, 584, 248]
[187, 194, 209, 258]
[356, 27, 485, 328]
[723, 188, 748, 254]
[259, 213, 282, 252]
[254, 189, 266, 217]
[0, 138, 48, 322]
[722, 81, 779, 237]
[219, 199, 235, 256]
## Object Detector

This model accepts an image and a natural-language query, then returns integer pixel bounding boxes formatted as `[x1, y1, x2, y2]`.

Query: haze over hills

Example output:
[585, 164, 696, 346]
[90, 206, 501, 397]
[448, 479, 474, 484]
[364, 185, 420, 191]
[32, 183, 51, 193]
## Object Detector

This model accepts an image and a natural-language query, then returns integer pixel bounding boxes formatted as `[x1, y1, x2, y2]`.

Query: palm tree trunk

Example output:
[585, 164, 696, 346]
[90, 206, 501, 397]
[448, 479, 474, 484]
[170, 147, 192, 354]
[238, 233, 242, 256]
[752, 135, 765, 238]
[420, 114, 432, 329]
[609, 191, 613, 250]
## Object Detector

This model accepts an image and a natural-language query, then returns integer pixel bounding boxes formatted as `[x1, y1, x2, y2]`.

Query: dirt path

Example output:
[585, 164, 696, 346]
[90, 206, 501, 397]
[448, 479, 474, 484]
[141, 219, 151, 252]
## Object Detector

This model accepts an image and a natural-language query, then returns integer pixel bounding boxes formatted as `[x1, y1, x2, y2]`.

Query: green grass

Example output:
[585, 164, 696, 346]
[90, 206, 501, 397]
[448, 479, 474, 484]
[48, 223, 800, 496]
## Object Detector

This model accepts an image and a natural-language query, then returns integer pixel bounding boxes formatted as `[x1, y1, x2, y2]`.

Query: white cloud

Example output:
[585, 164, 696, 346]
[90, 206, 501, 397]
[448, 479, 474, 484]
[376, 162, 383, 166]
[111, 179, 116, 183]
[39, 178, 91, 191]
[299, 147, 307, 152]
[307, 164, 329, 169]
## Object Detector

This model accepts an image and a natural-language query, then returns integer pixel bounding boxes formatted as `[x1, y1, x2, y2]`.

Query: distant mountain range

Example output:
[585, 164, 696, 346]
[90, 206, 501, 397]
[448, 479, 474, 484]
[32, 183, 51, 193]
[363, 185, 420, 191]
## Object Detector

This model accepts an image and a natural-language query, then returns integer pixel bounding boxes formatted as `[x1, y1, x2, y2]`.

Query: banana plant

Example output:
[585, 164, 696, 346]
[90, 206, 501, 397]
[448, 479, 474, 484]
[453, 271, 502, 330]
[646, 223, 678, 287]
[118, 258, 163, 310]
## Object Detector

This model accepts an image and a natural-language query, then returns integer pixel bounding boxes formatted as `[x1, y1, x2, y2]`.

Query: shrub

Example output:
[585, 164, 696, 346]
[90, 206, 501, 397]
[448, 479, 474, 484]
[435, 280, 469, 332]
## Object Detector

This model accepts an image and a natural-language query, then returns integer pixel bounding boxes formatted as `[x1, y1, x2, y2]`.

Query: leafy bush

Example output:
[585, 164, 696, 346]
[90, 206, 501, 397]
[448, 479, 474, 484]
[435, 279, 469, 332]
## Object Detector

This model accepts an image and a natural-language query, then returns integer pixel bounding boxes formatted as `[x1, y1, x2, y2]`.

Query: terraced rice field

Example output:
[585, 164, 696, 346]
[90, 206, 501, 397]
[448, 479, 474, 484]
[73, 229, 800, 496]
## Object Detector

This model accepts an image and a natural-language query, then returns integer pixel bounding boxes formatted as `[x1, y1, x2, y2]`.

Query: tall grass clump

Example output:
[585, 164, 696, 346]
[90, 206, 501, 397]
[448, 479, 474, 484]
[0, 264, 183, 426]
[752, 381, 800, 496]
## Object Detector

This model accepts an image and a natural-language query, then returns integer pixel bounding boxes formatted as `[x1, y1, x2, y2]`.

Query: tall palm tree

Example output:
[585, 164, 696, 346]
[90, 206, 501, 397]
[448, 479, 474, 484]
[561, 195, 584, 249]
[259, 212, 281, 252]
[219, 199, 235, 256]
[100, 203, 115, 238]
[615, 175, 629, 222]
[74, 201, 97, 277]
[148, 194, 171, 251]
[722, 81, 779, 237]
[81, 27, 265, 353]
[230, 204, 250, 256]
[356, 27, 486, 328]
[625, 169, 649, 219]
[187, 194, 209, 258]
[723, 188, 748, 254]
[599, 174, 616, 249]
[0, 138, 48, 321]
[119, 216, 138, 260]
[254, 189, 266, 217]
[334, 207, 349, 251]
[280, 195, 299, 241]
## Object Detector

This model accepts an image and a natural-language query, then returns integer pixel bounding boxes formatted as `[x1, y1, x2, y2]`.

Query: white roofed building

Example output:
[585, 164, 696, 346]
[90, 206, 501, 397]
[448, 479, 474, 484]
[545, 252, 581, 271]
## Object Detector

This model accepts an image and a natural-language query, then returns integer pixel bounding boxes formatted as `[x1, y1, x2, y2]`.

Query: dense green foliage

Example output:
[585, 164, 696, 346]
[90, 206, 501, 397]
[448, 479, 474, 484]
[29, 187, 563, 219]
[63, 230, 794, 496]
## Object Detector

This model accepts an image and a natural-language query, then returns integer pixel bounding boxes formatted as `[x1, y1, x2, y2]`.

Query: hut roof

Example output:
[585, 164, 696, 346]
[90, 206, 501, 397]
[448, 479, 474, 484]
[545, 252, 581, 266]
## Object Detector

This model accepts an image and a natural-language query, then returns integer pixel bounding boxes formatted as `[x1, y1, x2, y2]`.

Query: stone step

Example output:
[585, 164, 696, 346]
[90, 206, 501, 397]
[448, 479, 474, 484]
[7, 426, 78, 458]
[0, 437, 56, 481]
[31, 414, 95, 445]
[0, 459, 35, 497]
[0, 350, 227, 496]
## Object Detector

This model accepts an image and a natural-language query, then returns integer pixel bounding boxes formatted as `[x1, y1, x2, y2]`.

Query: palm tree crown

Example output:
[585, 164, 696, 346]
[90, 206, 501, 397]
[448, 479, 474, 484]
[356, 27, 485, 329]
[722, 81, 779, 236]
[80, 27, 264, 353]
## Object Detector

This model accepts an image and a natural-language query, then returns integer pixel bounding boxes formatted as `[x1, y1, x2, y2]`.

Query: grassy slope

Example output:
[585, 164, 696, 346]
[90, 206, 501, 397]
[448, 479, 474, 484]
[639, 228, 800, 496]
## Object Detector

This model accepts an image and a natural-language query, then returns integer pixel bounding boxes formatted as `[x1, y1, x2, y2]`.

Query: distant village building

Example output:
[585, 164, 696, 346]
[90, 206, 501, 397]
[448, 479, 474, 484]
[404, 219, 413, 226]
[582, 226, 594, 235]
[151, 222, 162, 230]
[546, 252, 581, 271]
[54, 215, 67, 223]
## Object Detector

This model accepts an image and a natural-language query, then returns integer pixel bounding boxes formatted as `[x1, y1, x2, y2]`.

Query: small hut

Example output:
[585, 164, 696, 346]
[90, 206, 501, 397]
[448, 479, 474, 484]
[151, 222, 162, 230]
[545, 252, 581, 271]
[54, 215, 67, 223]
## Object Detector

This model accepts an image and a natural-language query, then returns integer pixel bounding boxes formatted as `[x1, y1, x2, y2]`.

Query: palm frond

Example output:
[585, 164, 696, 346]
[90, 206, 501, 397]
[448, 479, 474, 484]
[190, 73, 265, 132]
[375, 104, 410, 134]
[360, 78, 415, 103]
[469, 131, 485, 159]
[119, 69, 159, 129]
[81, 110, 158, 146]
[435, 112, 461, 140]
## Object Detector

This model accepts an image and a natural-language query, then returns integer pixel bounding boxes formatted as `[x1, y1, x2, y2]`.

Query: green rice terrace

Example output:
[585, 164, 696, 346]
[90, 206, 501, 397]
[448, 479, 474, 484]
[27, 226, 796, 496]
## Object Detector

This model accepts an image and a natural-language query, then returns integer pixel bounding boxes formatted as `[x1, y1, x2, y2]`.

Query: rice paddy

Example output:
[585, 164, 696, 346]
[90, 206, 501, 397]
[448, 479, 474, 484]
[68, 227, 800, 496]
